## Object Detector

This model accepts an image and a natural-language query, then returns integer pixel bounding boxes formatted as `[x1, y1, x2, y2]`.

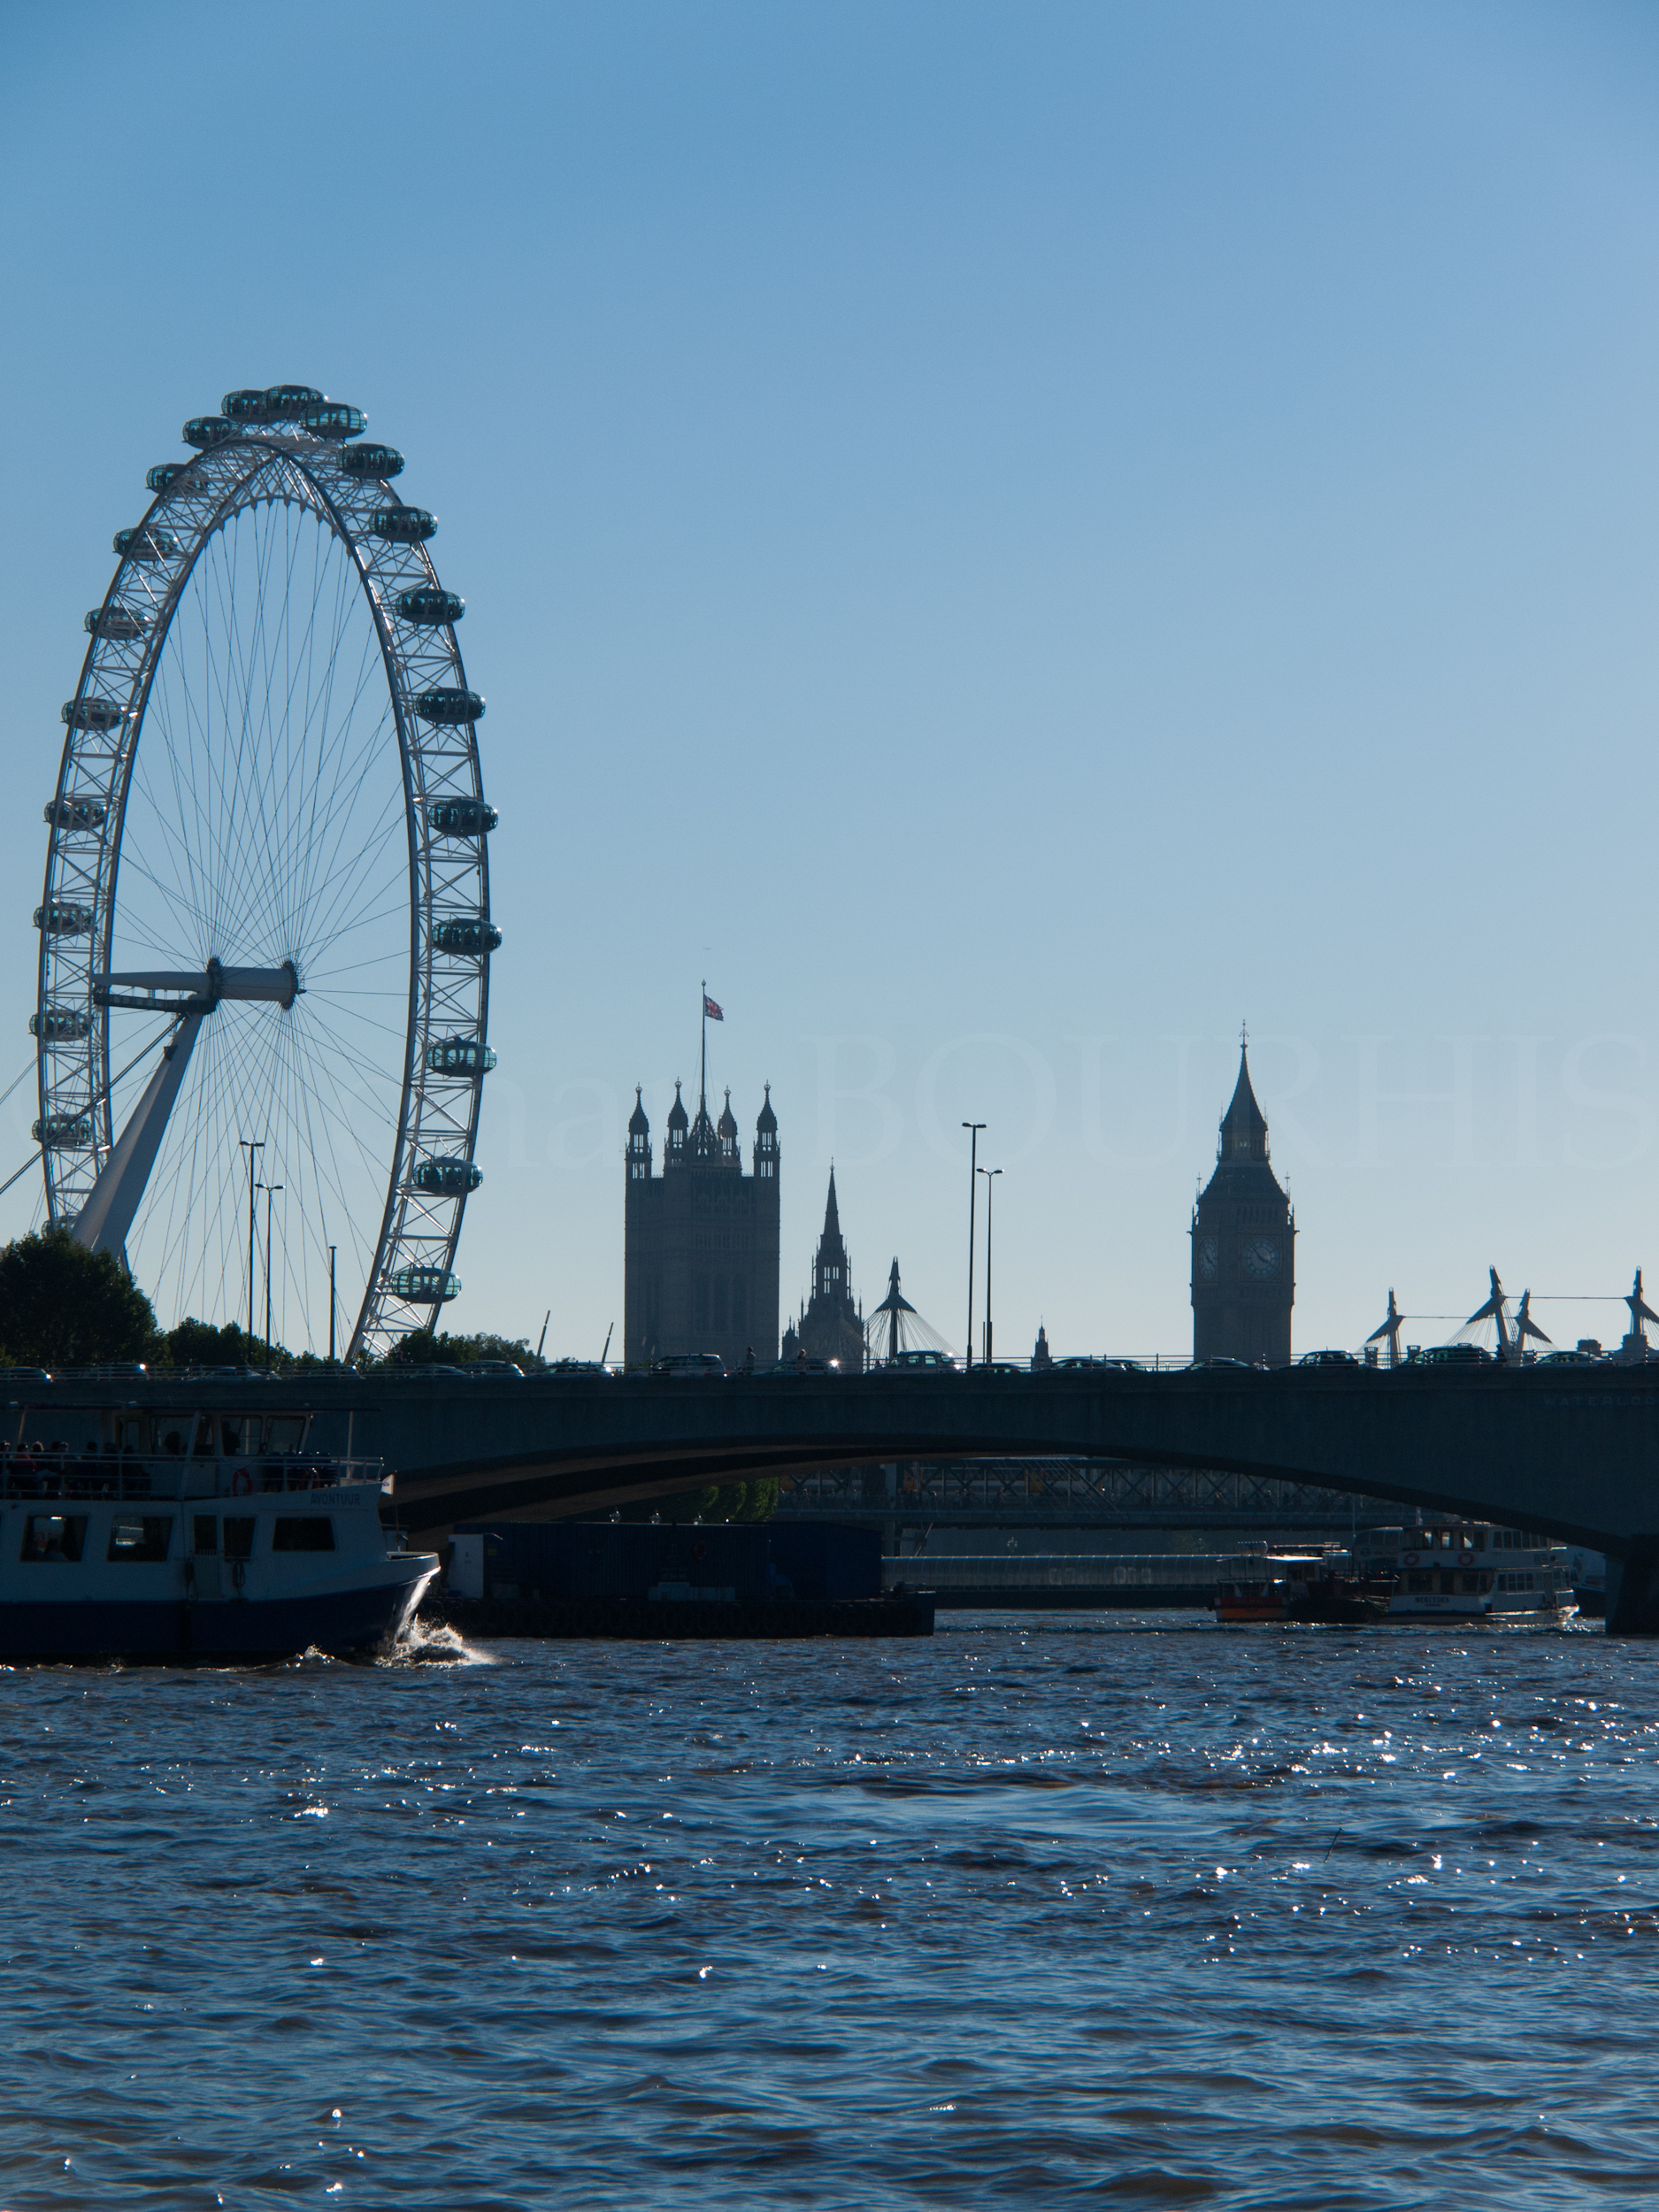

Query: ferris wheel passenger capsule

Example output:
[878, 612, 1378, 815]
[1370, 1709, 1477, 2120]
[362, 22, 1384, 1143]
[426, 1036, 496, 1078]
[43, 795, 107, 831]
[62, 697, 125, 732]
[415, 687, 484, 725]
[433, 918, 502, 956]
[35, 902, 93, 936]
[114, 525, 180, 563]
[221, 388, 274, 422]
[396, 588, 464, 626]
[388, 1266, 461, 1302]
[414, 1156, 484, 1195]
[371, 505, 436, 543]
[427, 798, 496, 837]
[300, 403, 367, 440]
[85, 606, 148, 641]
[340, 442, 404, 480]
[30, 1005, 92, 1044]
[145, 463, 192, 494]
[33, 1113, 94, 1149]
[262, 384, 325, 419]
[183, 416, 234, 449]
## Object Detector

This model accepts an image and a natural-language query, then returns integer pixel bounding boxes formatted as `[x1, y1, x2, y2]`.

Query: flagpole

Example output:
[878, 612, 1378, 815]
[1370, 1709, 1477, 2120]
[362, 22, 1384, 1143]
[700, 978, 707, 1110]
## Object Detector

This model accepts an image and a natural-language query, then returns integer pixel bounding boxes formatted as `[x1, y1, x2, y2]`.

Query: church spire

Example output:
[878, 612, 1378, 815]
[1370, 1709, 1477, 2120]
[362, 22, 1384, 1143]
[823, 1164, 841, 1240]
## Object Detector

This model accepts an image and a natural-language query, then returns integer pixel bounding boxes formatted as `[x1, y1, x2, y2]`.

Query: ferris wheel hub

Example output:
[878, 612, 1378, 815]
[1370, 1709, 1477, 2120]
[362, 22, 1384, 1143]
[92, 961, 301, 1015]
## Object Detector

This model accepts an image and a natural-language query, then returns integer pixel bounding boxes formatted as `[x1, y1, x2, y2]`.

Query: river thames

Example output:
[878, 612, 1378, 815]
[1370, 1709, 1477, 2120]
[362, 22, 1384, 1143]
[3, 1616, 1657, 2209]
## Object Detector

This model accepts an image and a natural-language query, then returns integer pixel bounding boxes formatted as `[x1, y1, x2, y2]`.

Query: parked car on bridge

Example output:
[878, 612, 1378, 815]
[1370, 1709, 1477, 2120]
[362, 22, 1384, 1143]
[976, 1360, 1024, 1376]
[1297, 1349, 1358, 1367]
[1416, 1344, 1493, 1366]
[879, 1349, 956, 1372]
[464, 1361, 525, 1379]
[649, 1353, 726, 1378]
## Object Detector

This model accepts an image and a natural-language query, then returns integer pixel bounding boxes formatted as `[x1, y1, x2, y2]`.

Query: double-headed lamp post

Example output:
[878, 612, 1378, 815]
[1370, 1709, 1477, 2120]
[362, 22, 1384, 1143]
[238, 1138, 263, 1345]
[256, 1181, 283, 1364]
[978, 1165, 1002, 1364]
[962, 1121, 986, 1369]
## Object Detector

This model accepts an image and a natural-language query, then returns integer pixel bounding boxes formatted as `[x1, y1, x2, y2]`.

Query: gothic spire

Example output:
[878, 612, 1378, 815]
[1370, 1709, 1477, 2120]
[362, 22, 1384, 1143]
[1218, 1036, 1268, 1160]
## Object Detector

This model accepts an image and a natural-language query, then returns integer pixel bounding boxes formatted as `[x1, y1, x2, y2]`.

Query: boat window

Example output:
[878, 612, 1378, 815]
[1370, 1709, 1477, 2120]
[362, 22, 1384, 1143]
[1407, 1571, 1432, 1593]
[273, 1517, 334, 1553]
[266, 1417, 305, 1453]
[219, 1418, 253, 1455]
[222, 1517, 256, 1561]
[107, 1517, 173, 1563]
[20, 1514, 86, 1563]
[192, 1516, 218, 1555]
[194, 1419, 216, 1456]
[1460, 1572, 1483, 1593]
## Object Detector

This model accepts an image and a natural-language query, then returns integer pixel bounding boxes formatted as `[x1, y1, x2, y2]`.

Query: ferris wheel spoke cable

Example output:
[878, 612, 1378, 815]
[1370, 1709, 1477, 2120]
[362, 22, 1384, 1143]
[292, 592, 388, 940]
[280, 721, 403, 958]
[287, 821, 405, 970]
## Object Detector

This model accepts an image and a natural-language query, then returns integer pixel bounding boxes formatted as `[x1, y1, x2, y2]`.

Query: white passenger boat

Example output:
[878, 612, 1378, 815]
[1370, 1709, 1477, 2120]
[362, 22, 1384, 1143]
[1374, 1519, 1577, 1624]
[0, 1398, 436, 1661]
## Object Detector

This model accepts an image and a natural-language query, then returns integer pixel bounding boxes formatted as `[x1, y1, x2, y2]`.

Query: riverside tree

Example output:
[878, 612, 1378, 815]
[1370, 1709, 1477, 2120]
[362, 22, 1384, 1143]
[0, 1229, 158, 1369]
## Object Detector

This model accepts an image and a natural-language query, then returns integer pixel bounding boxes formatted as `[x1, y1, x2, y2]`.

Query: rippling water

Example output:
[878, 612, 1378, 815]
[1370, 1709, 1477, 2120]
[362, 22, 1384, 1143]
[4, 1614, 1659, 2208]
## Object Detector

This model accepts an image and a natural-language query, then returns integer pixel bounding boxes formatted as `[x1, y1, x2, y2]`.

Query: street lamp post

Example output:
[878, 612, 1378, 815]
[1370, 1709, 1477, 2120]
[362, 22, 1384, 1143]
[257, 1181, 283, 1363]
[978, 1165, 1002, 1364]
[238, 1138, 263, 1347]
[328, 1245, 337, 1364]
[962, 1121, 986, 1370]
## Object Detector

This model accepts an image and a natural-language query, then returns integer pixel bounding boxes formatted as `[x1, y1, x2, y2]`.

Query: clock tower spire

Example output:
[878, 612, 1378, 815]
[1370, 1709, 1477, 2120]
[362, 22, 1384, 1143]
[1191, 1033, 1294, 1363]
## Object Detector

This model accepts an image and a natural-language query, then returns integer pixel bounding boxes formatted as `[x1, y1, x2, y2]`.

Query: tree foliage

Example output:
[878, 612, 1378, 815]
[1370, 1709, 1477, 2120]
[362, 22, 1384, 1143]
[627, 1478, 780, 1525]
[164, 1317, 258, 1369]
[379, 1328, 545, 1372]
[0, 1230, 158, 1369]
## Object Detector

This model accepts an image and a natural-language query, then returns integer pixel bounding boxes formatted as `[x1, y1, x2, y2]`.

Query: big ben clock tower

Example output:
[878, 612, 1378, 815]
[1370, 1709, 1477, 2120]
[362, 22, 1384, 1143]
[1191, 1034, 1294, 1364]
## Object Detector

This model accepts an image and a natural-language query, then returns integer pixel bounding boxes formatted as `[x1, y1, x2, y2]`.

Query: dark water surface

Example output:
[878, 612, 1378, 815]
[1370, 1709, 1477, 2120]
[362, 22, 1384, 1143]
[4, 1615, 1659, 2210]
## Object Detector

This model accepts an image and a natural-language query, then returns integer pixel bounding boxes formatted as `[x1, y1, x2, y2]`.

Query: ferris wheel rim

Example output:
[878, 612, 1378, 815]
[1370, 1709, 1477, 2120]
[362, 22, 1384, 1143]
[36, 410, 495, 1359]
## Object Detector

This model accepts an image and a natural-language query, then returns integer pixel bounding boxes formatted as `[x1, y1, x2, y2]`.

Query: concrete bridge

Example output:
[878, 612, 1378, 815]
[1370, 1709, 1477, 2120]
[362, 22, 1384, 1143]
[24, 1361, 1659, 1630]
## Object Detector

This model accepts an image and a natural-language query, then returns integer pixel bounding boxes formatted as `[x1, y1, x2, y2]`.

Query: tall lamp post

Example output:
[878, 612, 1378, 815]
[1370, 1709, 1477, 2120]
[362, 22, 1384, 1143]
[978, 1165, 1002, 1364]
[238, 1138, 263, 1346]
[962, 1121, 986, 1370]
[328, 1245, 337, 1364]
[257, 1181, 283, 1364]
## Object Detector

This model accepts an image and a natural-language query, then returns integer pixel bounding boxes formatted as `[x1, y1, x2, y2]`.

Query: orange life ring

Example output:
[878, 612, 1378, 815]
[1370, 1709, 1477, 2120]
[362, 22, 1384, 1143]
[232, 1466, 254, 1496]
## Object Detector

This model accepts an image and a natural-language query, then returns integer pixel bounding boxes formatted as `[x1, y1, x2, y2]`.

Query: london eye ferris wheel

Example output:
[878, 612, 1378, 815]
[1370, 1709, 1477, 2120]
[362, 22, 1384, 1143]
[35, 383, 498, 1360]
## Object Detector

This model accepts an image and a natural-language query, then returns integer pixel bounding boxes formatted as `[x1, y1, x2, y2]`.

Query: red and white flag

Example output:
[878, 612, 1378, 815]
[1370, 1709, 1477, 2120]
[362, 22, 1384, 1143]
[703, 993, 724, 1021]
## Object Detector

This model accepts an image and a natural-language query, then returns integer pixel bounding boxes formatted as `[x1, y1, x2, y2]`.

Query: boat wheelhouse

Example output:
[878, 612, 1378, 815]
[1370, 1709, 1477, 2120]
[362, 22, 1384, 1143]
[0, 1395, 435, 1660]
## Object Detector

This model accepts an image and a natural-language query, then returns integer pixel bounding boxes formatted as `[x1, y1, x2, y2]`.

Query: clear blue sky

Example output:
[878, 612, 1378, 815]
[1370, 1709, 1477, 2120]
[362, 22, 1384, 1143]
[4, 0, 1658, 1357]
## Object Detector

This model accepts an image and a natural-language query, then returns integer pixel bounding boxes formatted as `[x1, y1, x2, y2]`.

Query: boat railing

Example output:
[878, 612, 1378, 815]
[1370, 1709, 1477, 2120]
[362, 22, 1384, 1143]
[0, 1452, 386, 1502]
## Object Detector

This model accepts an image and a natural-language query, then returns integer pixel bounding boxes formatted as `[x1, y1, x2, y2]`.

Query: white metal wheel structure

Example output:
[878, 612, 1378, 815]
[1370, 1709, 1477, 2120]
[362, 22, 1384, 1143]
[35, 385, 498, 1359]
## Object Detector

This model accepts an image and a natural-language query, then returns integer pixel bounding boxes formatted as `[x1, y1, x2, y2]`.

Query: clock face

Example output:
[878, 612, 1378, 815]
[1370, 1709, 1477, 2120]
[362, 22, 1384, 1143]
[1242, 1236, 1280, 1280]
[1196, 1236, 1218, 1283]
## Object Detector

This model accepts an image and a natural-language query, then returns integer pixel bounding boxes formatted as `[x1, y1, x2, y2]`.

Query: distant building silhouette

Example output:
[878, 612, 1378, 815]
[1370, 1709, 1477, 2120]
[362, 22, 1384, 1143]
[1033, 1323, 1052, 1370]
[624, 1078, 780, 1370]
[781, 1169, 864, 1371]
[1191, 1040, 1294, 1364]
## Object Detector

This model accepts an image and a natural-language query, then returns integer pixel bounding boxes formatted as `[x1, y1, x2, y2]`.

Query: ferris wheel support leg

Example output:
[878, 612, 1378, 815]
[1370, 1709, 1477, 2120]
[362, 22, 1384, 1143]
[72, 1012, 205, 1263]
